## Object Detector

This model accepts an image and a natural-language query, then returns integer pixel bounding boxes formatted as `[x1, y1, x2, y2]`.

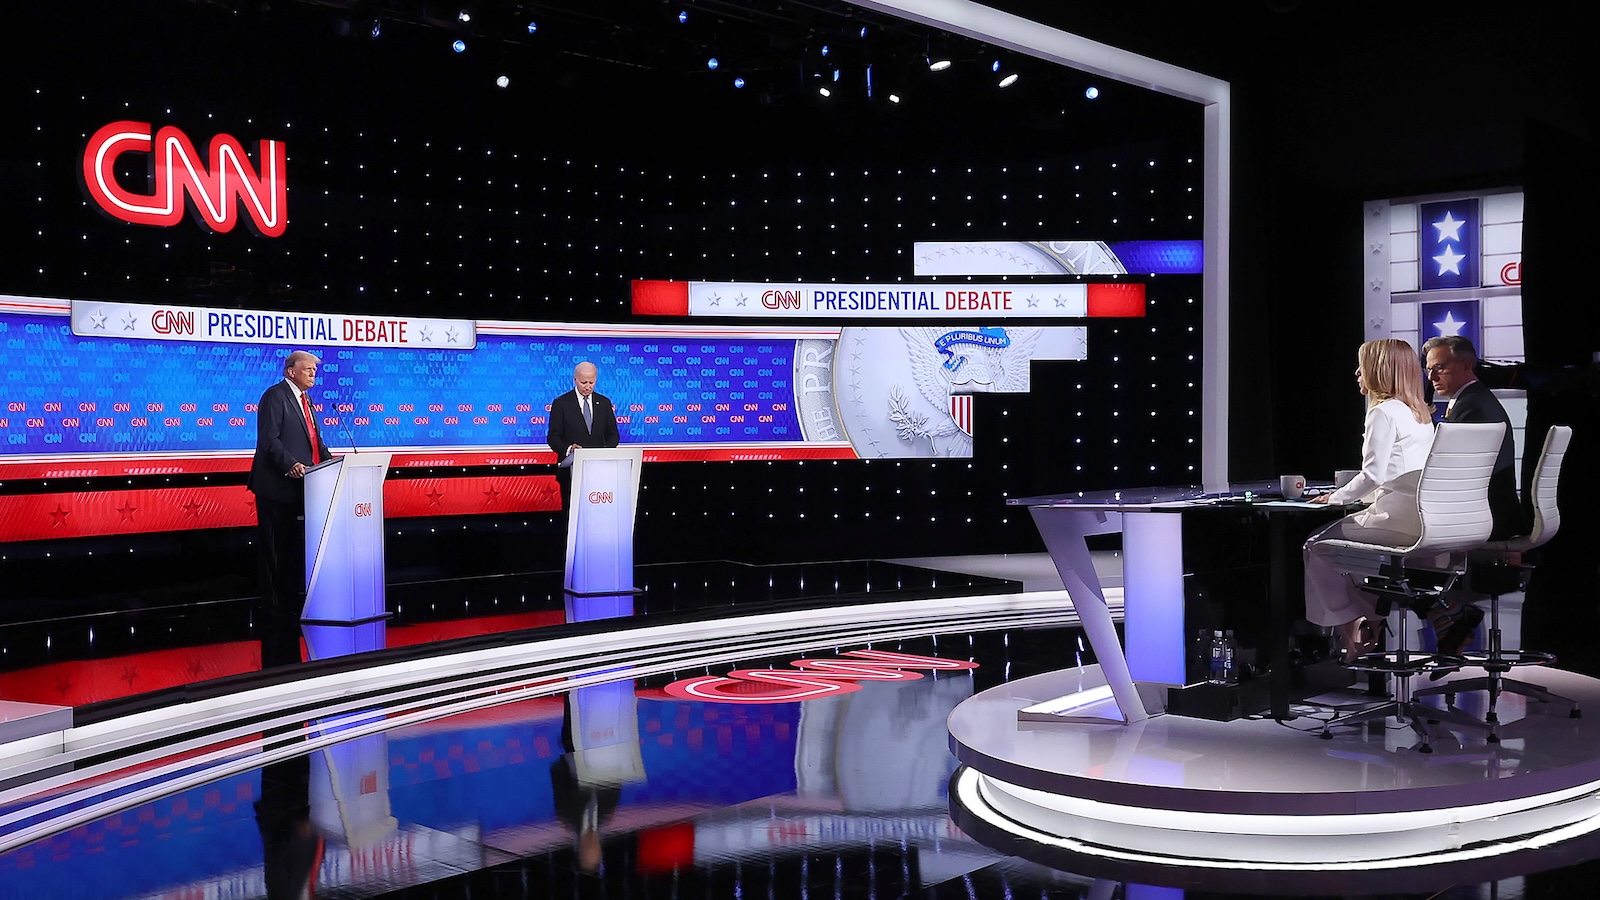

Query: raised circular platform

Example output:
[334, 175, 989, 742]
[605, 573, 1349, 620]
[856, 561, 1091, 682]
[948, 664, 1600, 876]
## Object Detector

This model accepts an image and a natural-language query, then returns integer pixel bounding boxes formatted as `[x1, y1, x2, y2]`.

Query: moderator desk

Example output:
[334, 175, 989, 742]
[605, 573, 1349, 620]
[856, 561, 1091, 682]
[1010, 484, 1351, 722]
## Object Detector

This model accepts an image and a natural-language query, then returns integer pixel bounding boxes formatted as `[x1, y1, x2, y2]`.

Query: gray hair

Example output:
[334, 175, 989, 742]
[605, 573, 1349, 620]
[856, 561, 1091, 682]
[1420, 334, 1478, 364]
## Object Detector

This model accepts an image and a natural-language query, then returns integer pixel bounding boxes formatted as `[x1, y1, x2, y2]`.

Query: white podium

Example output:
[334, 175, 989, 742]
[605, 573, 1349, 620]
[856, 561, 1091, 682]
[302, 452, 392, 624]
[564, 447, 643, 596]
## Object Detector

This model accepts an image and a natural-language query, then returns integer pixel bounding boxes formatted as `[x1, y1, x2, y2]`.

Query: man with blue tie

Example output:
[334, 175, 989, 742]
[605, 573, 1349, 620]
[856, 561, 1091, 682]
[547, 361, 620, 510]
[248, 351, 334, 619]
[1423, 335, 1522, 540]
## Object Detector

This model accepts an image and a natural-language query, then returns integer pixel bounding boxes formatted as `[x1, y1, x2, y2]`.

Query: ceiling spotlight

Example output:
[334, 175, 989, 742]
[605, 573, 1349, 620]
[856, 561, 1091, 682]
[734, 77, 746, 88]
[496, 75, 510, 88]
[999, 73, 1019, 87]
[821, 44, 829, 57]
[818, 86, 831, 97]
[707, 57, 719, 70]
[992, 60, 1001, 72]
[888, 93, 901, 103]
[859, 27, 868, 38]
[929, 58, 951, 72]
[527, 22, 538, 34]
[457, 9, 471, 23]
[1085, 86, 1100, 99]
[832, 69, 840, 81]
[370, 20, 381, 38]
[452, 39, 467, 52]
[678, 10, 688, 24]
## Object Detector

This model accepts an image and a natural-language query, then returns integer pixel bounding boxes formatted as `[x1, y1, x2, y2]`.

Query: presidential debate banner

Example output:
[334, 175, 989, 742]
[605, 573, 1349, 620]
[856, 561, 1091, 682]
[632, 280, 1145, 319]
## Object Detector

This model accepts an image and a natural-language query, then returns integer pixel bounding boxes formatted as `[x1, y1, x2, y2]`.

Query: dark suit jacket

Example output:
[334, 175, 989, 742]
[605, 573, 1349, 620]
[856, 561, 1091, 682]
[1445, 378, 1523, 539]
[248, 380, 334, 504]
[547, 390, 620, 459]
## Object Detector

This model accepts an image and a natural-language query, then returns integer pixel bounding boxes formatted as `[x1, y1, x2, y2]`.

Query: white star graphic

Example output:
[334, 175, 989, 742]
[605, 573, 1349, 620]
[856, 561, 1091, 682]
[89, 311, 107, 330]
[1433, 245, 1466, 276]
[418, 325, 434, 343]
[445, 327, 460, 343]
[1433, 311, 1466, 337]
[121, 313, 138, 331]
[1432, 212, 1466, 243]
[707, 294, 721, 307]
[735, 294, 748, 307]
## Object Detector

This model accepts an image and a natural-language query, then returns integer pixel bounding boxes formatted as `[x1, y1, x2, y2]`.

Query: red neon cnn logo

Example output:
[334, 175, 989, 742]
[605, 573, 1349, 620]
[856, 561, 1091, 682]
[81, 121, 287, 237]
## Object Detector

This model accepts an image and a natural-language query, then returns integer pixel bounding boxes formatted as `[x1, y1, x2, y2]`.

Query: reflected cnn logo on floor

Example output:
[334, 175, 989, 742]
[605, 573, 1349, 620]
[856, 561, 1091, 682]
[658, 650, 977, 704]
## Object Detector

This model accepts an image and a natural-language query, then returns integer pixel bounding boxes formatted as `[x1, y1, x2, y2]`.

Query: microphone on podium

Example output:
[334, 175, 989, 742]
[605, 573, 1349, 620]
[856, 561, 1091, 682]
[320, 389, 361, 453]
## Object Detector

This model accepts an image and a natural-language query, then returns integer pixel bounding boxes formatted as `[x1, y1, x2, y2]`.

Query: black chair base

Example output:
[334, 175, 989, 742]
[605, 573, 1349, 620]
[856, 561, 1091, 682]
[1320, 645, 1488, 752]
[1411, 574, 1580, 740]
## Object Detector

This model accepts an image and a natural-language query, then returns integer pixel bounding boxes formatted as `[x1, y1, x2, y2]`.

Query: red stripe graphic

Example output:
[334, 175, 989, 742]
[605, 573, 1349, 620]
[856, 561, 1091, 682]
[1086, 283, 1146, 317]
[0, 445, 856, 479]
[631, 280, 690, 316]
[0, 476, 562, 542]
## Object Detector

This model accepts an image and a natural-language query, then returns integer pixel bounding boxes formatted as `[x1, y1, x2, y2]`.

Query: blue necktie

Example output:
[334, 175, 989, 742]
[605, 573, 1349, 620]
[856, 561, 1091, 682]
[582, 396, 592, 429]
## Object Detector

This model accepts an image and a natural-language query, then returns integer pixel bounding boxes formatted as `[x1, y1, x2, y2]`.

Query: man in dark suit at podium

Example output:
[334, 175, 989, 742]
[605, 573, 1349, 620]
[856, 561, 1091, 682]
[248, 350, 333, 619]
[1423, 335, 1523, 539]
[547, 361, 620, 510]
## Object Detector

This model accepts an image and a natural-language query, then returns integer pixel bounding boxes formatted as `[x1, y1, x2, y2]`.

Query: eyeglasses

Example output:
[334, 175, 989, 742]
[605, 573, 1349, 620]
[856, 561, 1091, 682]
[1426, 363, 1454, 375]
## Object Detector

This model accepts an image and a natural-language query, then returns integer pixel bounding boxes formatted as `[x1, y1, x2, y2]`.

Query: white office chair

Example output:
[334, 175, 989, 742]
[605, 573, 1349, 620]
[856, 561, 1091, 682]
[1415, 425, 1579, 735]
[1316, 422, 1504, 752]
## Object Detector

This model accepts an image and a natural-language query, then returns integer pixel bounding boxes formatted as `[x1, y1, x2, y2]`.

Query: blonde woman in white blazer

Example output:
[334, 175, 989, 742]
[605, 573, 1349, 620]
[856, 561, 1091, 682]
[1303, 339, 1436, 662]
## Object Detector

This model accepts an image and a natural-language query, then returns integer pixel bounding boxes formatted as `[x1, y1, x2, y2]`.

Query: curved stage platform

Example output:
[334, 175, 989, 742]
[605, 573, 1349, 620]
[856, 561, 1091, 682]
[948, 664, 1600, 881]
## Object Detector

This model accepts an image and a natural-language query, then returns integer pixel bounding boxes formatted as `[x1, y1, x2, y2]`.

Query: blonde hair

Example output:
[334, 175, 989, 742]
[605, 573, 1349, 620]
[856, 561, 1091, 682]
[1357, 339, 1432, 424]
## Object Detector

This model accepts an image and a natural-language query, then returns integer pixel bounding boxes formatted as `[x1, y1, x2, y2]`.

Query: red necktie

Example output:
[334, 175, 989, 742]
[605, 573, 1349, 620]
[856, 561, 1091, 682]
[301, 392, 321, 464]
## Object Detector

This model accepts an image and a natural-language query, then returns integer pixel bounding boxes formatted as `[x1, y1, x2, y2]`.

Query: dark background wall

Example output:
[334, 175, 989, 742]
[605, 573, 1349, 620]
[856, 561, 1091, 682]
[2, 1, 1595, 611]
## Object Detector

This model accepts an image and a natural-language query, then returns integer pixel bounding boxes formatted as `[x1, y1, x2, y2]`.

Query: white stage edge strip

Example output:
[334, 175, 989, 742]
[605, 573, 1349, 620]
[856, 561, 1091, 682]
[954, 767, 1600, 869]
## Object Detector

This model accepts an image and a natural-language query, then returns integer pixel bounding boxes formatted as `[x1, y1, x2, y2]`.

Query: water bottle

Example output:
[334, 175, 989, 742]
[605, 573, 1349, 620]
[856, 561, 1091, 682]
[1221, 629, 1239, 685]
[1207, 630, 1226, 684]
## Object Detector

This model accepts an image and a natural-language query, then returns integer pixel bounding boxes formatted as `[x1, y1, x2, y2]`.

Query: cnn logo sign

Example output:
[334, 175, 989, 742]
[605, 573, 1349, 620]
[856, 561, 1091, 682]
[587, 491, 614, 504]
[81, 121, 287, 237]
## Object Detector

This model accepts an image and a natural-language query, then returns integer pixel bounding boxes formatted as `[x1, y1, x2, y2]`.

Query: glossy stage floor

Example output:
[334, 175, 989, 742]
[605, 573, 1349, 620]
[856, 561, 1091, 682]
[4, 553, 1600, 899]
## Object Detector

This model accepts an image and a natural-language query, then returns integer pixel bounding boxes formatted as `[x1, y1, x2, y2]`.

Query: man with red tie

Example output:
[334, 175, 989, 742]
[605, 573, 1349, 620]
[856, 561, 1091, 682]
[249, 350, 333, 619]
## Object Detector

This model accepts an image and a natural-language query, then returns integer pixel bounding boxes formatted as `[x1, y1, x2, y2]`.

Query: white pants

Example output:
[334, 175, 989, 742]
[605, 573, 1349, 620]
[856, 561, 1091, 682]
[1302, 478, 1422, 627]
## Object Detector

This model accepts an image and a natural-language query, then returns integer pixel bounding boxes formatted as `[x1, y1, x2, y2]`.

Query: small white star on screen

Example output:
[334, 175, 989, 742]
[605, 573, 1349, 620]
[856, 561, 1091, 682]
[89, 311, 107, 330]
[1433, 311, 1466, 336]
[1433, 211, 1466, 243]
[1433, 245, 1465, 276]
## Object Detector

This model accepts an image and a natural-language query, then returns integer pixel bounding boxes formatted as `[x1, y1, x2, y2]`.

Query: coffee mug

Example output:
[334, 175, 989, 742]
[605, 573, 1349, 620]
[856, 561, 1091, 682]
[1334, 469, 1360, 488]
[1279, 475, 1306, 499]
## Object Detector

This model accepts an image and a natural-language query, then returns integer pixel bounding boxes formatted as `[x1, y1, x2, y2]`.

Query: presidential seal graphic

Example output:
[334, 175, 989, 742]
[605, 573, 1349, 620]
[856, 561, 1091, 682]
[831, 325, 1083, 459]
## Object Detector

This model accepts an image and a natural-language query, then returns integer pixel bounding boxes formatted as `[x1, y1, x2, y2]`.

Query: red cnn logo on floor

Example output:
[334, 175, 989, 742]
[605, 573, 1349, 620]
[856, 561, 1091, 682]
[81, 121, 287, 237]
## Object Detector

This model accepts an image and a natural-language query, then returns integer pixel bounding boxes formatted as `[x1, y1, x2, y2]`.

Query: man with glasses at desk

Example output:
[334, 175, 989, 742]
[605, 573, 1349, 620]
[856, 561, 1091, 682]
[1422, 335, 1522, 540]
